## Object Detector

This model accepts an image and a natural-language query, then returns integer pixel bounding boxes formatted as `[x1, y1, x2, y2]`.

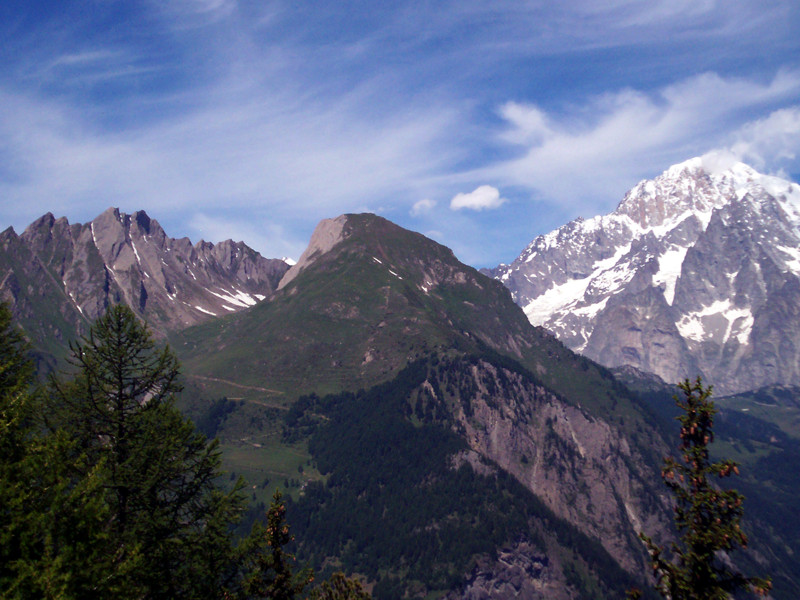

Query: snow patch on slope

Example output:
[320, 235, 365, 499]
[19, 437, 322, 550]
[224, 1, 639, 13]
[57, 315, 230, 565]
[777, 245, 800, 273]
[131, 241, 142, 264]
[523, 277, 592, 326]
[653, 246, 688, 305]
[676, 299, 753, 345]
[207, 288, 260, 308]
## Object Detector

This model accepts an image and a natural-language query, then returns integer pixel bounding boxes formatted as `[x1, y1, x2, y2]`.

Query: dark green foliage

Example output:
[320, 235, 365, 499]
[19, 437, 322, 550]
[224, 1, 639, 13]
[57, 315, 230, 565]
[0, 305, 258, 598]
[636, 378, 771, 600]
[0, 303, 39, 591]
[195, 396, 238, 438]
[42, 305, 247, 598]
[307, 572, 370, 600]
[0, 301, 35, 477]
[0, 303, 139, 597]
[240, 490, 313, 600]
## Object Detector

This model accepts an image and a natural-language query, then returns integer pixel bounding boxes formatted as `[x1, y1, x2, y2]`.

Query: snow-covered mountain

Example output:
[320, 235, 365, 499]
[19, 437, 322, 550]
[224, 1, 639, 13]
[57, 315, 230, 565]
[487, 155, 800, 394]
[0, 208, 290, 362]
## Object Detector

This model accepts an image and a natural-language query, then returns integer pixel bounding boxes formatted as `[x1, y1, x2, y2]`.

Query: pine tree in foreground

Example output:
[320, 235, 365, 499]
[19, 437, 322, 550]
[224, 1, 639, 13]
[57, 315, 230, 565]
[631, 378, 771, 600]
[0, 303, 128, 598]
[45, 304, 246, 598]
[240, 489, 314, 600]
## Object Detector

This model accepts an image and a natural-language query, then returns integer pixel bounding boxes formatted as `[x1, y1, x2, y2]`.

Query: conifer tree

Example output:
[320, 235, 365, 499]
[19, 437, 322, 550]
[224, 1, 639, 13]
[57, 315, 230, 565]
[45, 304, 245, 598]
[240, 489, 314, 600]
[0, 302, 38, 589]
[1, 303, 127, 598]
[634, 378, 771, 600]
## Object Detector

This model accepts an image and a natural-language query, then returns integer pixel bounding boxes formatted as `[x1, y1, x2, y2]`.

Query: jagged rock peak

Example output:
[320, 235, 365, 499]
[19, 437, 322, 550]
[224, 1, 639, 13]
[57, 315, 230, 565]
[2, 207, 292, 344]
[90, 207, 161, 237]
[24, 211, 58, 232]
[278, 214, 349, 290]
[134, 210, 152, 233]
[615, 153, 800, 230]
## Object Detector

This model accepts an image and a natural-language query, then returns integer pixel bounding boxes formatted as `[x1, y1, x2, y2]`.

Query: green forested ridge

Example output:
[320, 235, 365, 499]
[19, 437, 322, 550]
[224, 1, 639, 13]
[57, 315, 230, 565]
[176, 217, 667, 449]
[173, 214, 669, 502]
[284, 357, 653, 600]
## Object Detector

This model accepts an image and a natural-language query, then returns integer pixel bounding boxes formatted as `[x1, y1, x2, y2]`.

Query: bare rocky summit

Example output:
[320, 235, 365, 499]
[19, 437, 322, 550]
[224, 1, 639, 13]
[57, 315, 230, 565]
[278, 215, 347, 290]
[0, 207, 289, 362]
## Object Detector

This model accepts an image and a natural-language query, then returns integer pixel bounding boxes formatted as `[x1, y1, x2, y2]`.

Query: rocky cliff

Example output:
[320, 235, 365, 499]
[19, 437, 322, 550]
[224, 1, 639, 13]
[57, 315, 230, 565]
[488, 156, 800, 394]
[0, 207, 289, 361]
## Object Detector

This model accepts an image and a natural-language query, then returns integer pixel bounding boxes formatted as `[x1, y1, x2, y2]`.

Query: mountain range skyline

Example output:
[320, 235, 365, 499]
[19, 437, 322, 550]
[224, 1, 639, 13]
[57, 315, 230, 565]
[6, 152, 798, 268]
[4, 152, 800, 272]
[5, 154, 800, 397]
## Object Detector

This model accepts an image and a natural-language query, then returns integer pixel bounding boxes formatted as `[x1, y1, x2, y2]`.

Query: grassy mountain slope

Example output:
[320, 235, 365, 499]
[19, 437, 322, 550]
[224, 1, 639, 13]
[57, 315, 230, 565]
[175, 214, 536, 397]
[175, 214, 659, 434]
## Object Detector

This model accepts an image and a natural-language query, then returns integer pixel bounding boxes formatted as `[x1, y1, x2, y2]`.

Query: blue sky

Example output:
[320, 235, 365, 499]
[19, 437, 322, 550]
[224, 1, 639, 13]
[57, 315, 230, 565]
[2, 1, 800, 267]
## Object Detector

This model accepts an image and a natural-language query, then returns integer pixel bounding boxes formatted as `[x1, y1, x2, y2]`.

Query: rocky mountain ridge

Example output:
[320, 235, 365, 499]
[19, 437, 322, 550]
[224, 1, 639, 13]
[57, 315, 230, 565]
[487, 155, 800, 394]
[0, 207, 289, 363]
[429, 357, 667, 575]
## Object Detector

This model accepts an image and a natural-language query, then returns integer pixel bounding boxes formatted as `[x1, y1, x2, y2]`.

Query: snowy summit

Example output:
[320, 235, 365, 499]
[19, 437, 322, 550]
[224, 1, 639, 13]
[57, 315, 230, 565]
[489, 155, 800, 394]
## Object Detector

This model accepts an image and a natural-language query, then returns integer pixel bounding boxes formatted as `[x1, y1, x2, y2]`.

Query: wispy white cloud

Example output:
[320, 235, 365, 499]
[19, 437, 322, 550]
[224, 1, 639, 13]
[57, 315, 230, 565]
[728, 107, 800, 171]
[50, 50, 123, 68]
[434, 0, 791, 59]
[0, 72, 463, 256]
[450, 185, 507, 211]
[151, 0, 239, 25]
[410, 199, 436, 217]
[488, 70, 800, 215]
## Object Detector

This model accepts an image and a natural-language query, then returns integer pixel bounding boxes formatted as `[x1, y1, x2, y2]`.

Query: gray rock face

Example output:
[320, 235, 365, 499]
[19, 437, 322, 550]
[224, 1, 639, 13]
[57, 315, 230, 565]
[487, 156, 800, 394]
[430, 359, 670, 581]
[277, 215, 347, 290]
[1, 207, 290, 355]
